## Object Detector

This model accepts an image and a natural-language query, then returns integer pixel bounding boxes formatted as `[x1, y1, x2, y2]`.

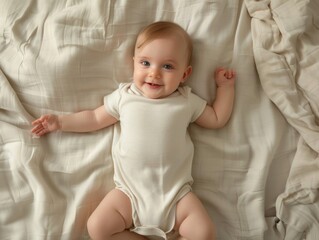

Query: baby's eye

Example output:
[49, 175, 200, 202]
[163, 64, 174, 70]
[140, 60, 150, 67]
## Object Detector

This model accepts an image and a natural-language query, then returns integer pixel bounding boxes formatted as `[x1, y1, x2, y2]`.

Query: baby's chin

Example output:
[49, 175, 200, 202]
[139, 84, 164, 99]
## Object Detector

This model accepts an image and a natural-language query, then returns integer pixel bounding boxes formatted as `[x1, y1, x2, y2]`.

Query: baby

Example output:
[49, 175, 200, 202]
[32, 21, 235, 240]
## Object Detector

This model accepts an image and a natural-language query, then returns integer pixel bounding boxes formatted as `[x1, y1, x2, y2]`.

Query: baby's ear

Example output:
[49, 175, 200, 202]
[182, 66, 192, 82]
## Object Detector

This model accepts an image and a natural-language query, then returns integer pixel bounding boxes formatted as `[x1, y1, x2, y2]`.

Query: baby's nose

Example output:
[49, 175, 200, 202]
[149, 68, 161, 79]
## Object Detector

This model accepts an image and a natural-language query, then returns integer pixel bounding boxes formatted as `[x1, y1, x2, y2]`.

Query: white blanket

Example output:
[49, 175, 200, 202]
[0, 0, 318, 239]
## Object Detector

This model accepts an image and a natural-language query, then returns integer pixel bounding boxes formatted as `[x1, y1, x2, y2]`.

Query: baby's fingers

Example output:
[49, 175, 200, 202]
[225, 70, 236, 79]
[215, 67, 225, 78]
[31, 124, 43, 134]
[32, 125, 48, 136]
[32, 119, 43, 126]
[32, 115, 51, 125]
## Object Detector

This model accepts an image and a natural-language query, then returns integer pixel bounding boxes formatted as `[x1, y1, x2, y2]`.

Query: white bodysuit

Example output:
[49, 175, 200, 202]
[104, 83, 206, 239]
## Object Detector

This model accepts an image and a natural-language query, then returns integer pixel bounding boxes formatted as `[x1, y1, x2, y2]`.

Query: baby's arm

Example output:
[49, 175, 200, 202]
[31, 105, 118, 136]
[196, 67, 235, 129]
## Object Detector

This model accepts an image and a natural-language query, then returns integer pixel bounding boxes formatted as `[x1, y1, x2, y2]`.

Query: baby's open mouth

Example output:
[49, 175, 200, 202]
[147, 82, 162, 87]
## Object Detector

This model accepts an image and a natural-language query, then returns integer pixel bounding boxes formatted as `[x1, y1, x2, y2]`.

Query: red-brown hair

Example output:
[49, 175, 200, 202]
[135, 21, 193, 65]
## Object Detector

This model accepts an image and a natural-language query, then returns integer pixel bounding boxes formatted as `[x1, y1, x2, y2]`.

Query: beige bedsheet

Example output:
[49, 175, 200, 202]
[0, 0, 318, 239]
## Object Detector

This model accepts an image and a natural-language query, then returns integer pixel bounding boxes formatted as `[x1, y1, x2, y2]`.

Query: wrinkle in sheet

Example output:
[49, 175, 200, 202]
[51, 0, 112, 51]
[247, 0, 319, 238]
[0, 69, 34, 125]
[0, 0, 314, 239]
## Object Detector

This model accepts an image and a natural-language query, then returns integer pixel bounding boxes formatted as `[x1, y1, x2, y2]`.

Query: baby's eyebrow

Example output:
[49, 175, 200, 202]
[136, 56, 149, 60]
[164, 59, 177, 64]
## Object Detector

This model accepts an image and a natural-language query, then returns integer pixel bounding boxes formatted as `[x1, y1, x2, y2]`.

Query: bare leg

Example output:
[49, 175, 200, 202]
[174, 192, 215, 240]
[87, 189, 147, 240]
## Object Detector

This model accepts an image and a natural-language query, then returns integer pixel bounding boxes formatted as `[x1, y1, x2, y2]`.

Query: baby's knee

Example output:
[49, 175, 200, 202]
[197, 222, 215, 240]
[195, 222, 215, 240]
[202, 222, 215, 240]
[87, 214, 104, 240]
[180, 220, 215, 240]
[87, 215, 97, 239]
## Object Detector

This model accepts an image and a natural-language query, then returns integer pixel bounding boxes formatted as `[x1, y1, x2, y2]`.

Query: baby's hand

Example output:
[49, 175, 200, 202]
[31, 114, 60, 137]
[214, 67, 236, 87]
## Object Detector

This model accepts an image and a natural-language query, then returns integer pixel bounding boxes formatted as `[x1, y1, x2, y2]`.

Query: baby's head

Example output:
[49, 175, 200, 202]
[135, 21, 193, 65]
[133, 21, 193, 99]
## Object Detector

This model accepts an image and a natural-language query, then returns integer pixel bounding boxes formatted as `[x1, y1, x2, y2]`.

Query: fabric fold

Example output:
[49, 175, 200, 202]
[246, 0, 319, 238]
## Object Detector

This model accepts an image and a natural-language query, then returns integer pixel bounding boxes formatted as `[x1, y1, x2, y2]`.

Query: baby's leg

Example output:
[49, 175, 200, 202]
[174, 192, 215, 240]
[87, 189, 147, 240]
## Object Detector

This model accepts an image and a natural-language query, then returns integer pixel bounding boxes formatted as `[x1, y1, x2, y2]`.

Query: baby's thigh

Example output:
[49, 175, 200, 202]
[174, 192, 215, 240]
[87, 189, 133, 236]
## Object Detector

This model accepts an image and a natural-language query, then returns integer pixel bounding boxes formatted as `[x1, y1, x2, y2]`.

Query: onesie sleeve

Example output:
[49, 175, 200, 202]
[189, 92, 207, 122]
[103, 85, 122, 120]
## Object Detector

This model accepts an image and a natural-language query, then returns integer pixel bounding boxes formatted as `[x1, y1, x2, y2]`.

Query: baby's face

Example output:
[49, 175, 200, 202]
[133, 35, 191, 99]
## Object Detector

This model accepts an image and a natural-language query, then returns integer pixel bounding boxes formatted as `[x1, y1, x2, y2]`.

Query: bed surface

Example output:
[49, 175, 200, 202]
[0, 0, 318, 239]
